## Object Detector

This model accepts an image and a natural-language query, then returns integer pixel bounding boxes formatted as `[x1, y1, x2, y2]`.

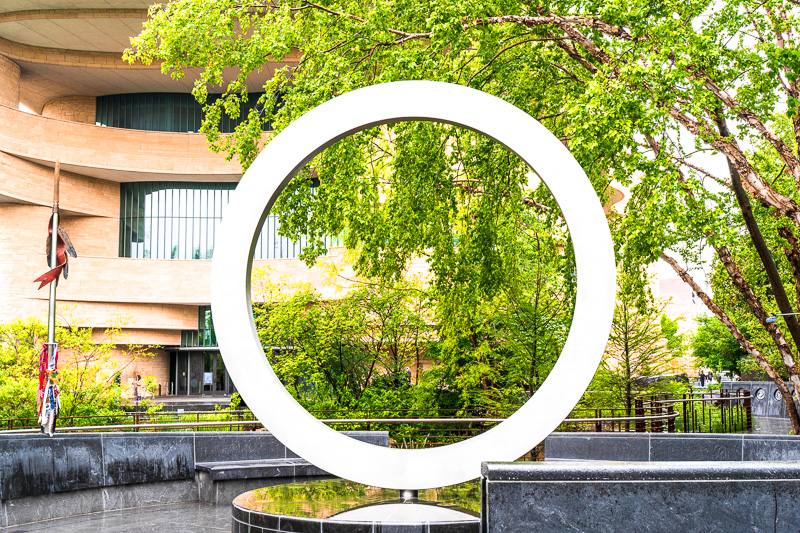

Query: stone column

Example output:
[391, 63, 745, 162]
[42, 96, 97, 124]
[0, 54, 20, 108]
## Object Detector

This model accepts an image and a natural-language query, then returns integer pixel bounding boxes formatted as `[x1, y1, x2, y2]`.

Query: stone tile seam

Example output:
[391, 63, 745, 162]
[484, 480, 491, 532]
[742, 436, 800, 441]
[100, 433, 106, 488]
[277, 514, 323, 532]
[650, 436, 744, 440]
[193, 432, 198, 502]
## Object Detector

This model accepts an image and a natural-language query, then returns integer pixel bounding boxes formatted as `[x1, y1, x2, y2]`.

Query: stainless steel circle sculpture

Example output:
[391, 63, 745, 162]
[210, 81, 616, 490]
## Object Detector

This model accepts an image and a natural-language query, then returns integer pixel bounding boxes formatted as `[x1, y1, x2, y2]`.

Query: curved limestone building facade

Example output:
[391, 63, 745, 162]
[0, 1, 341, 399]
[0, 2, 636, 402]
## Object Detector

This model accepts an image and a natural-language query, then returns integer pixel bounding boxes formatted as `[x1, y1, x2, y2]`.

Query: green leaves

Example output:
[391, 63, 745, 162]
[0, 316, 154, 420]
[127, 0, 800, 423]
[691, 315, 748, 375]
[253, 273, 433, 409]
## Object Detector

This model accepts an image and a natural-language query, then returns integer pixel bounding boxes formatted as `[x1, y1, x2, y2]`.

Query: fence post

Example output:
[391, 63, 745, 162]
[651, 396, 663, 433]
[635, 399, 645, 432]
[743, 389, 752, 432]
[594, 409, 602, 432]
[667, 405, 676, 433]
[682, 394, 688, 432]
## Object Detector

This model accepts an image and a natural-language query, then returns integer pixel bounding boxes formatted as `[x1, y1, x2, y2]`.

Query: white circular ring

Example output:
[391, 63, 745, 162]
[211, 81, 616, 490]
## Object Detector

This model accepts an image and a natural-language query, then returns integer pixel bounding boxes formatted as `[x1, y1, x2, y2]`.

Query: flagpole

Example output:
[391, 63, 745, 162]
[47, 161, 60, 358]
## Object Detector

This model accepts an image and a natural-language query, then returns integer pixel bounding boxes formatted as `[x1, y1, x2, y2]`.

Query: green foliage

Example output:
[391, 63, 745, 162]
[254, 271, 433, 410]
[691, 315, 749, 375]
[591, 271, 681, 413]
[420, 213, 574, 414]
[252, 214, 572, 417]
[124, 0, 800, 312]
[0, 316, 154, 423]
[661, 314, 687, 359]
[229, 391, 242, 409]
[125, 0, 800, 427]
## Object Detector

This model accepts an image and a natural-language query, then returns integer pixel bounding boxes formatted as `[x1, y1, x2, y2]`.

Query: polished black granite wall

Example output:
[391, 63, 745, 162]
[482, 461, 800, 532]
[231, 502, 479, 533]
[0, 431, 387, 502]
[0, 431, 388, 527]
[722, 381, 797, 419]
[544, 432, 800, 462]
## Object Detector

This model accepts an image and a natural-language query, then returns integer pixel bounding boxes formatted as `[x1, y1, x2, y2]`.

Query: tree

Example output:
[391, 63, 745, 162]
[128, 0, 800, 432]
[252, 270, 434, 409]
[483, 213, 573, 402]
[593, 273, 679, 418]
[692, 315, 749, 376]
[0, 315, 154, 421]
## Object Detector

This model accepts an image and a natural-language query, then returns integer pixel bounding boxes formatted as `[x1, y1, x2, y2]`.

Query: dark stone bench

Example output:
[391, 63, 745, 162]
[195, 457, 326, 481]
[194, 457, 332, 505]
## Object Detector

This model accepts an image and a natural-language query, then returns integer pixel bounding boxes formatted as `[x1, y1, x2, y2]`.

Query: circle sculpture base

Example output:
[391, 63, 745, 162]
[232, 479, 479, 532]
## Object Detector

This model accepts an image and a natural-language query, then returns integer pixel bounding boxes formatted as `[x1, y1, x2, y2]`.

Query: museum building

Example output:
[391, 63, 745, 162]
[0, 1, 350, 400]
[0, 2, 642, 403]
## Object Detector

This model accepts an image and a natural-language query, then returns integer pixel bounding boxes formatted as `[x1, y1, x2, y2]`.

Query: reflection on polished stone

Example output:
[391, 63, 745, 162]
[232, 478, 481, 532]
[233, 478, 480, 518]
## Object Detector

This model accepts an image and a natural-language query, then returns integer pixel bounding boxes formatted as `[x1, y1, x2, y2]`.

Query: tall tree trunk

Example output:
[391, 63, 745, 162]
[661, 253, 800, 433]
[623, 304, 633, 418]
[714, 109, 800, 428]
[714, 110, 800, 348]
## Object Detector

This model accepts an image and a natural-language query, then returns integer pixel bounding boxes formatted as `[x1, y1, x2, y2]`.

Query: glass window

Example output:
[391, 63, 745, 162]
[119, 182, 340, 260]
[96, 92, 276, 133]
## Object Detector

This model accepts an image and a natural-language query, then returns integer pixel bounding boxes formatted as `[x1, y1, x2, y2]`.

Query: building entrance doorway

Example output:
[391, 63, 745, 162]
[171, 350, 232, 396]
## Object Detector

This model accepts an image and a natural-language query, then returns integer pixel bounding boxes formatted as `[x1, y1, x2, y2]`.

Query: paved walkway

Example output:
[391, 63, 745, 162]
[3, 503, 230, 533]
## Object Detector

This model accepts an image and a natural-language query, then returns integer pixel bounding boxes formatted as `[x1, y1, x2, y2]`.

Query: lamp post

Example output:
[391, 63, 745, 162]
[766, 312, 800, 324]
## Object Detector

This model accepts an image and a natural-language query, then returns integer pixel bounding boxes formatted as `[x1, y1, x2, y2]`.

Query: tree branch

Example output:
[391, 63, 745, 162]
[472, 14, 632, 41]
[659, 253, 798, 426]
[694, 72, 800, 187]
[778, 225, 800, 308]
[715, 108, 800, 362]
[666, 106, 800, 227]
[468, 37, 566, 87]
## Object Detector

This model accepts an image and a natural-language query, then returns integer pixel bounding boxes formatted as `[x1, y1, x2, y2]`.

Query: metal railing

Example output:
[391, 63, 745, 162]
[0, 390, 751, 443]
[0, 412, 673, 447]
[0, 410, 259, 433]
[659, 389, 752, 434]
[556, 389, 752, 434]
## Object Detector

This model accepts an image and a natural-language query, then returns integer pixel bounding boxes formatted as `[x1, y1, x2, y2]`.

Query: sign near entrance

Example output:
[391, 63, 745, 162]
[203, 372, 213, 385]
